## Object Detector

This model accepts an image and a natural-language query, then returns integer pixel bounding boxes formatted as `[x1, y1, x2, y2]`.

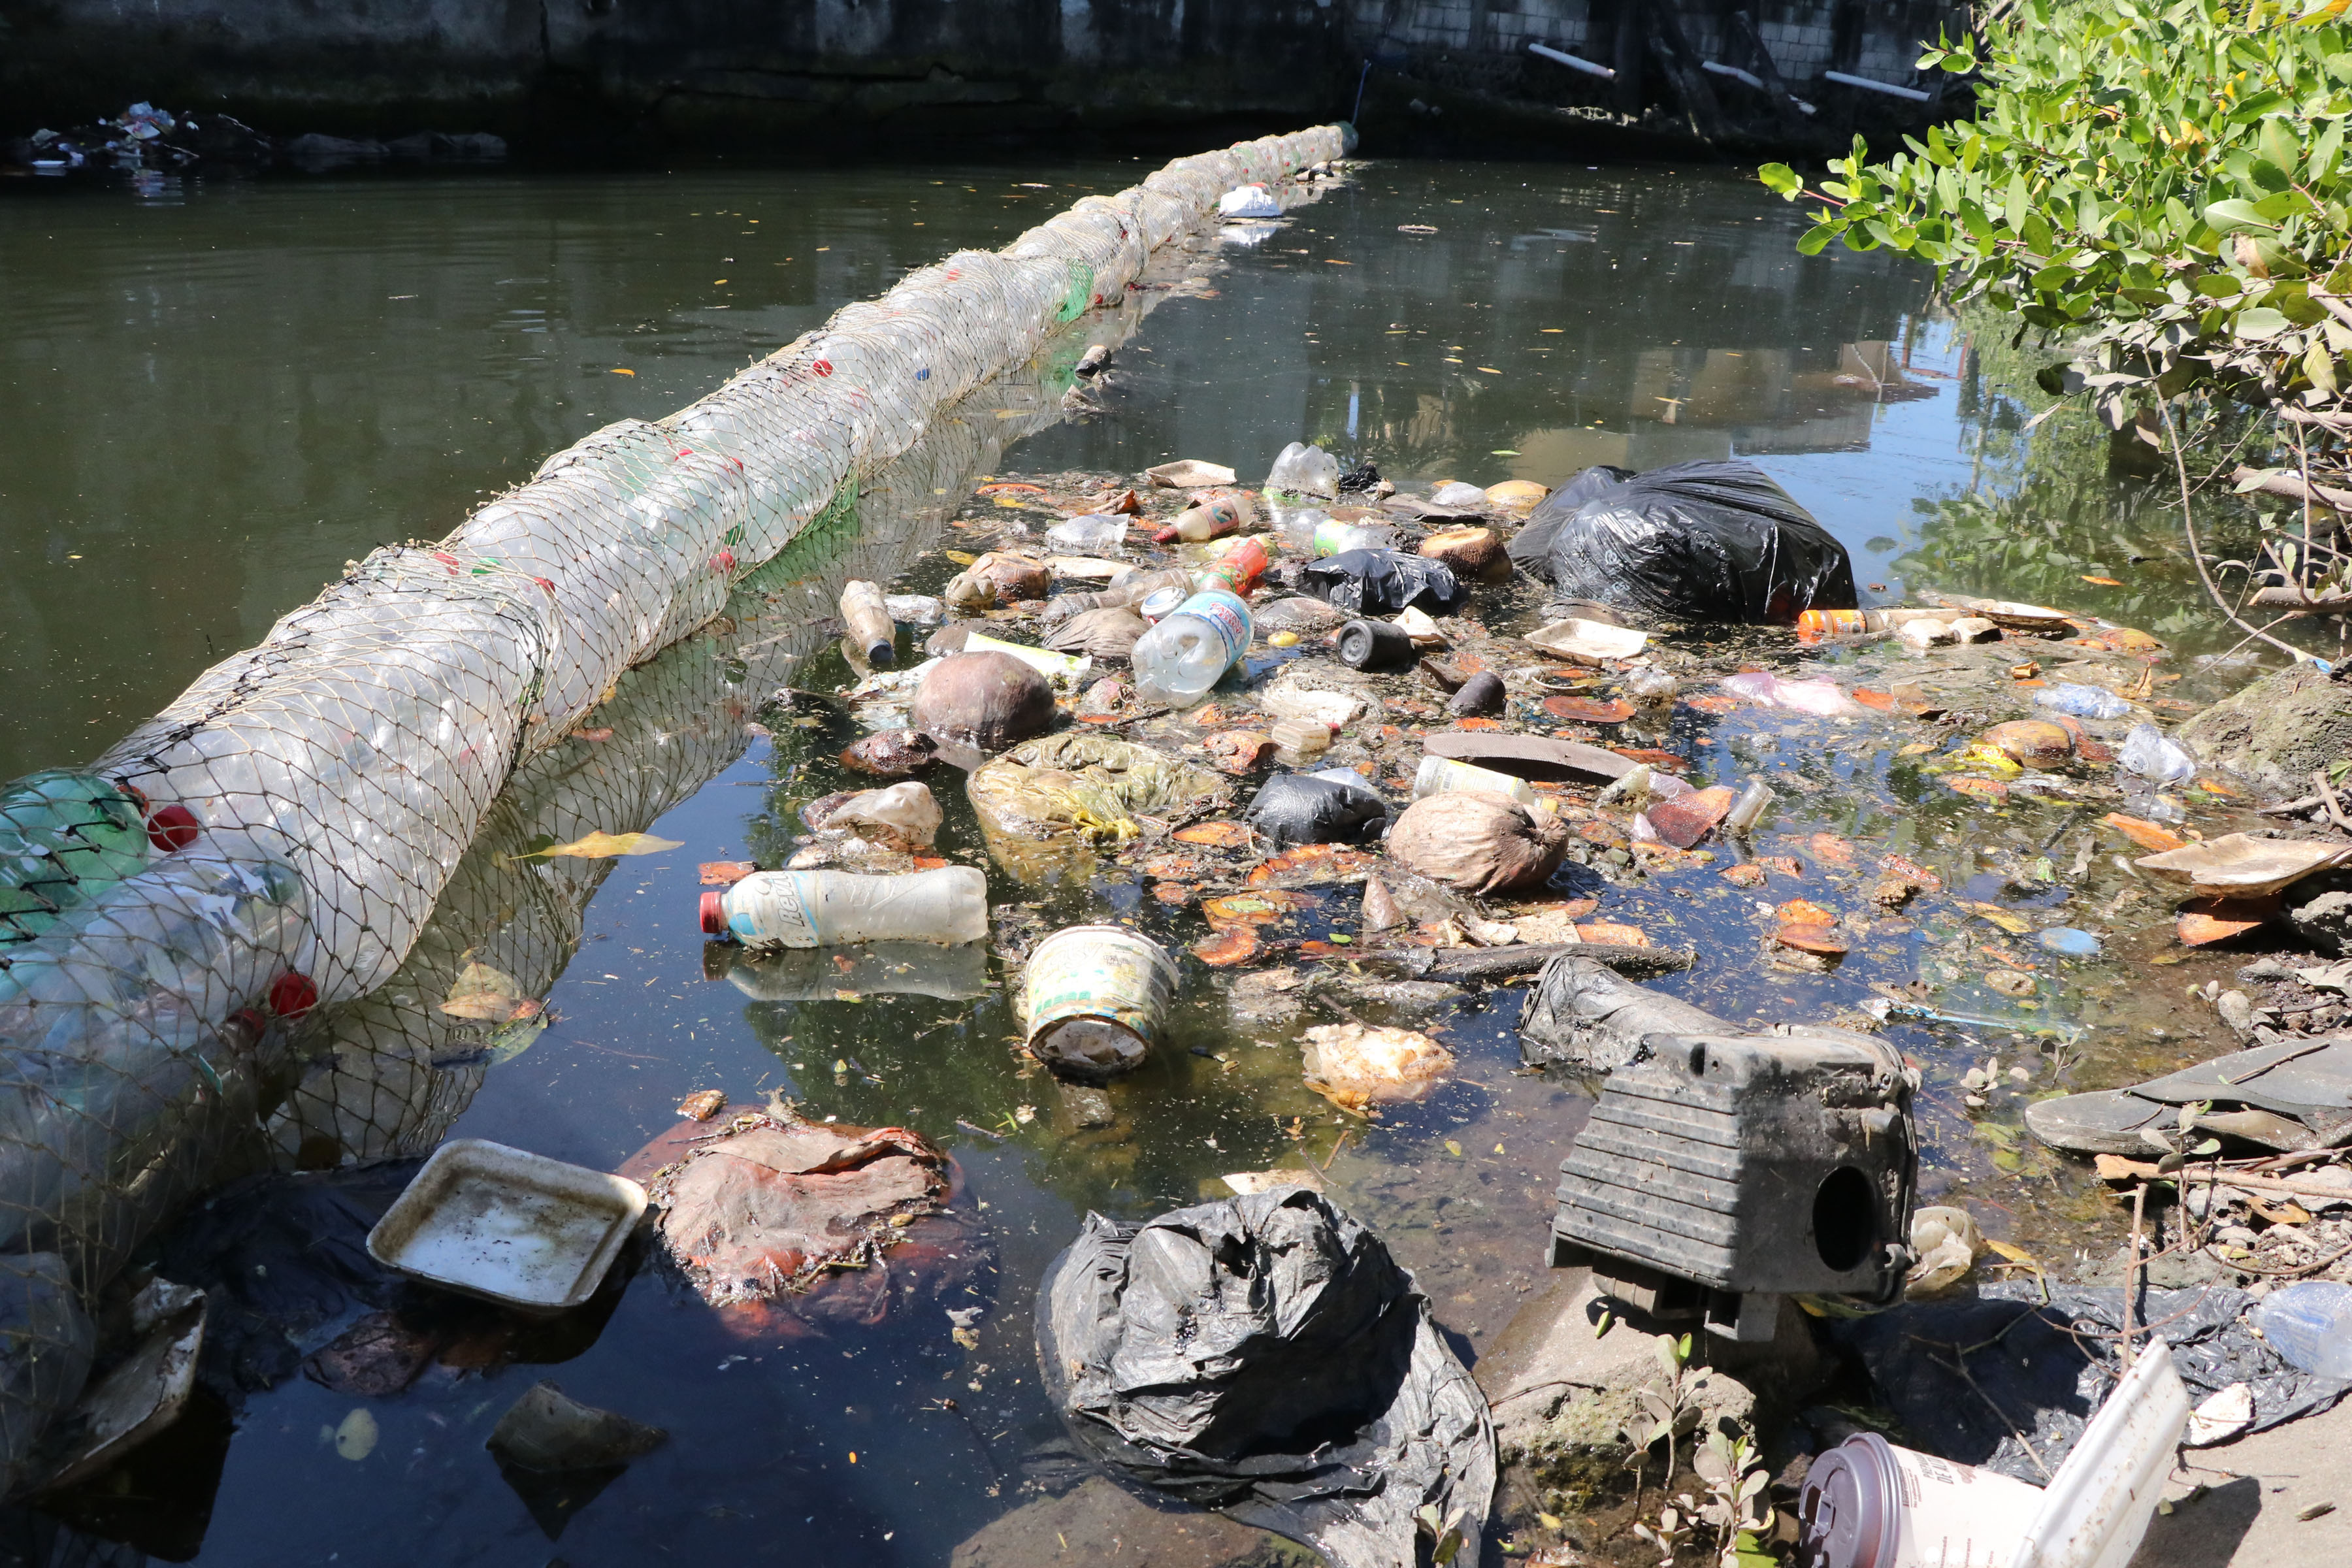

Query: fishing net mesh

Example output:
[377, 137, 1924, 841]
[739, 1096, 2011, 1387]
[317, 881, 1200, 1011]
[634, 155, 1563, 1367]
[0, 126, 1345, 1494]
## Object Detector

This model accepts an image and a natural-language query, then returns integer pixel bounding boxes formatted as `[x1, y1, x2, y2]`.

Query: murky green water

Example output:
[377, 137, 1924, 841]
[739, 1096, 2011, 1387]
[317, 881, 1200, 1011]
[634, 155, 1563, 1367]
[0, 158, 2274, 1565]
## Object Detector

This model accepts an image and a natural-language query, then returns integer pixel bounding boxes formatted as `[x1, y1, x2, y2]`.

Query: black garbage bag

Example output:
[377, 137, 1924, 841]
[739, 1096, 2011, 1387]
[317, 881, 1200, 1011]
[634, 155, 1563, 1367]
[1536, 459, 1855, 624]
[1507, 464, 1634, 569]
[1831, 1281, 2351, 1483]
[1245, 772, 1388, 847]
[1036, 1188, 1495, 1568]
[1301, 549, 1466, 617]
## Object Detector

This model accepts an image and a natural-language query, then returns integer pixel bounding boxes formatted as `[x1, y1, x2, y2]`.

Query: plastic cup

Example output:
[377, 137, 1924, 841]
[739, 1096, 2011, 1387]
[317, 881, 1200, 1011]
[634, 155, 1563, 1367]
[1798, 1432, 2045, 1568]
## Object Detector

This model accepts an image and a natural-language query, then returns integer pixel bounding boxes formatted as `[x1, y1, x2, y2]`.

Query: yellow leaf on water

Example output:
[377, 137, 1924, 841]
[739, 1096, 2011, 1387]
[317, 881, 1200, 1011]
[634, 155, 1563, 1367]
[1537, 1513, 1563, 1531]
[536, 831, 683, 860]
[1445, 1140, 1463, 1157]
[1985, 1238, 2040, 1267]
[1959, 900, 2033, 935]
[944, 551, 978, 565]
[440, 956, 525, 1020]
[1898, 742, 1936, 757]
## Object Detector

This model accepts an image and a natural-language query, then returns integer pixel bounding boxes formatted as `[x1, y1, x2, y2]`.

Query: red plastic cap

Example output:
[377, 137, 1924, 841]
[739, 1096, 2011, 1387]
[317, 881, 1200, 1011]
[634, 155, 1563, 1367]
[146, 804, 201, 853]
[268, 972, 319, 1021]
[700, 890, 727, 936]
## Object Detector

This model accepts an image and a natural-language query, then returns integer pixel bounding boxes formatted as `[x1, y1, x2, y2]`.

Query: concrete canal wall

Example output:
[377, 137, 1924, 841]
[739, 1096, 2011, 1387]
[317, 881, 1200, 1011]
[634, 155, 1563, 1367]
[3, 0, 1965, 150]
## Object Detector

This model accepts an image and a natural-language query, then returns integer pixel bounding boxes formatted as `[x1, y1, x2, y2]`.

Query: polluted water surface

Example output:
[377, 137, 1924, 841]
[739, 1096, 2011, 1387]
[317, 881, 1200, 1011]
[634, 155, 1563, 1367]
[1, 155, 2301, 1566]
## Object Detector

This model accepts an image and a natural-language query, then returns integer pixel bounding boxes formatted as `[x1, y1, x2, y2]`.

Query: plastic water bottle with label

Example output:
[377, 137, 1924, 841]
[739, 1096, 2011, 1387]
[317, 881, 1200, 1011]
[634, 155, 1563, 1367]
[1130, 589, 1253, 707]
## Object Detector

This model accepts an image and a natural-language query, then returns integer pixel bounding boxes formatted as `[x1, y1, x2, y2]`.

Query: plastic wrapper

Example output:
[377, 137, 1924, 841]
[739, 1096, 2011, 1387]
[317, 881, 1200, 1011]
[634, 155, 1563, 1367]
[1036, 1188, 1495, 1568]
[1300, 549, 1467, 617]
[970, 734, 1229, 881]
[1535, 459, 1855, 624]
[1243, 772, 1388, 847]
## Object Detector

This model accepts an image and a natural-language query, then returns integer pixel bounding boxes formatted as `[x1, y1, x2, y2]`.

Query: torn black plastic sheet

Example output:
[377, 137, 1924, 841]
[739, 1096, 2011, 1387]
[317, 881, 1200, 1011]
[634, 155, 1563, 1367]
[1831, 1281, 2352, 1484]
[1036, 1187, 1495, 1568]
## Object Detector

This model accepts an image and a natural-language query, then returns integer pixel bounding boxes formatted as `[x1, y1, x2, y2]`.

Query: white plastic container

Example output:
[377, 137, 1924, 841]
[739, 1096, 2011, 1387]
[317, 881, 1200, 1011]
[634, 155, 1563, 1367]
[1412, 755, 1538, 809]
[960, 632, 1092, 686]
[1023, 924, 1180, 1082]
[2012, 1339, 2191, 1568]
[1797, 1340, 2191, 1568]
[699, 866, 988, 947]
[1131, 589, 1253, 708]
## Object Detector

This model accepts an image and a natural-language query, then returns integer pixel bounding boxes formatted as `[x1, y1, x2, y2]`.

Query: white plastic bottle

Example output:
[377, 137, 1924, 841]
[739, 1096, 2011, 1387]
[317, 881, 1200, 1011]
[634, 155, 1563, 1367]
[699, 866, 988, 947]
[1130, 589, 1252, 708]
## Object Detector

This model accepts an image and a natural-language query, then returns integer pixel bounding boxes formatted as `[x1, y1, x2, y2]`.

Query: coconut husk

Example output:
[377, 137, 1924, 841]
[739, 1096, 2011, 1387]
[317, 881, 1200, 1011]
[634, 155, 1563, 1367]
[1385, 791, 1569, 895]
[910, 653, 1056, 751]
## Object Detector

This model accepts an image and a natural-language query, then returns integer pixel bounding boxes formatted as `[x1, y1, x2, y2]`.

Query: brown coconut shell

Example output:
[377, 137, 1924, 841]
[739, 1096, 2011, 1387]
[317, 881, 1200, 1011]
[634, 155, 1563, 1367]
[1980, 719, 2074, 766]
[1386, 791, 1569, 895]
[1419, 526, 1505, 577]
[909, 653, 1056, 751]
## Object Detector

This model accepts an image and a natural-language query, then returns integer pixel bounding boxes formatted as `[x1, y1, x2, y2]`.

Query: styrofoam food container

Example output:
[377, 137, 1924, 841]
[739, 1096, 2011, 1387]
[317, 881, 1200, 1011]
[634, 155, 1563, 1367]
[367, 1139, 646, 1313]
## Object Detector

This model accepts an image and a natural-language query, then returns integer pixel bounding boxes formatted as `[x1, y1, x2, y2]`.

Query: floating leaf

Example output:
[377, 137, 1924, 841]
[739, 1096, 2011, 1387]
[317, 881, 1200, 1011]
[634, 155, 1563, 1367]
[1191, 928, 1261, 966]
[2101, 812, 2186, 853]
[1173, 820, 1252, 847]
[526, 830, 682, 860]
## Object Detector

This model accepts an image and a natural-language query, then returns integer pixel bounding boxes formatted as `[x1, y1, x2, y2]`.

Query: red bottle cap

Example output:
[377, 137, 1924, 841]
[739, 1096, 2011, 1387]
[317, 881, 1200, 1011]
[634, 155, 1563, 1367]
[700, 890, 727, 935]
[146, 804, 201, 853]
[268, 972, 319, 1021]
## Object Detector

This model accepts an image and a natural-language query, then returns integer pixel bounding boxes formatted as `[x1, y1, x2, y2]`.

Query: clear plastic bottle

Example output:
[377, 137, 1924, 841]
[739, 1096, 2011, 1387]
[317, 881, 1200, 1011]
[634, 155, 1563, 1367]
[1312, 519, 1399, 558]
[1413, 756, 1538, 808]
[1046, 514, 1129, 553]
[0, 831, 314, 1256]
[1130, 589, 1253, 708]
[0, 770, 160, 946]
[2253, 1281, 2352, 1377]
[838, 580, 896, 668]
[699, 866, 988, 947]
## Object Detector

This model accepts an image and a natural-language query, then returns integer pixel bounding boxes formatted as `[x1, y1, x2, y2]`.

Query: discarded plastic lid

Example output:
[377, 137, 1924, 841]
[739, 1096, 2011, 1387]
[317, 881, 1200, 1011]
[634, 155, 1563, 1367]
[700, 890, 727, 935]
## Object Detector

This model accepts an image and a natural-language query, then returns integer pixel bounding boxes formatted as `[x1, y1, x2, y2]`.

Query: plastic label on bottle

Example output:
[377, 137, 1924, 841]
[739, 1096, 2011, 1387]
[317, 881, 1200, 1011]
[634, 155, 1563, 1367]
[1024, 926, 1180, 1047]
[1175, 591, 1252, 670]
[728, 873, 820, 947]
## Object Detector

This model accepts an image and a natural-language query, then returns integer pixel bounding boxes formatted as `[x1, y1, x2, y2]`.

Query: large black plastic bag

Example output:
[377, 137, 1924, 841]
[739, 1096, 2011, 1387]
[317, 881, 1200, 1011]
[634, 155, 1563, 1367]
[1507, 464, 1633, 569]
[1538, 459, 1855, 624]
[1831, 1281, 2350, 1483]
[1301, 549, 1467, 617]
[1036, 1188, 1495, 1568]
[1245, 772, 1388, 847]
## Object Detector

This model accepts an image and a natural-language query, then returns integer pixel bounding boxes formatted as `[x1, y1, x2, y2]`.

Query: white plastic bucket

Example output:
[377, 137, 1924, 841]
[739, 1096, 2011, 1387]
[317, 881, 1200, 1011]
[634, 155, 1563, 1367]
[1023, 924, 1179, 1051]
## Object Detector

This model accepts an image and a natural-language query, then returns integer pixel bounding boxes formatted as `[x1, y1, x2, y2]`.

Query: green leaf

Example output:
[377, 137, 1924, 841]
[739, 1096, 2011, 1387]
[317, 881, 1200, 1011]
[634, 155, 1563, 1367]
[2261, 115, 2301, 174]
[2236, 306, 2295, 338]
[1796, 223, 1836, 255]
[2204, 198, 2279, 231]
[1758, 161, 1801, 197]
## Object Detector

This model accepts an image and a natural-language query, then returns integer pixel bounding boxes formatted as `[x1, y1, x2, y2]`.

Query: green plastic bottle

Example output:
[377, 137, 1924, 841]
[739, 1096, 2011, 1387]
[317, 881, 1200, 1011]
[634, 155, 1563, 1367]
[0, 770, 155, 945]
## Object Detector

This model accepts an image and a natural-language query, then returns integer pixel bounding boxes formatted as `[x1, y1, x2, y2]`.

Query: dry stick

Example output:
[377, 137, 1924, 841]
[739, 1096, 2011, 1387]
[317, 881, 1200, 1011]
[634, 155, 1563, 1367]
[2313, 769, 2352, 834]
[2124, 1183, 2148, 1371]
[2168, 401, 2319, 662]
